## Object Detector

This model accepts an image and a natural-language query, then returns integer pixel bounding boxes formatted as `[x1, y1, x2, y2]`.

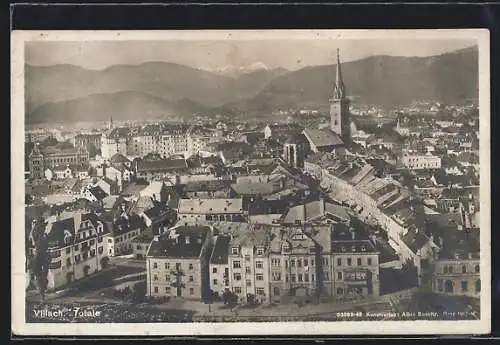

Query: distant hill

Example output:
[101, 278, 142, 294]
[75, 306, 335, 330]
[25, 46, 478, 124]
[27, 91, 208, 125]
[230, 46, 479, 112]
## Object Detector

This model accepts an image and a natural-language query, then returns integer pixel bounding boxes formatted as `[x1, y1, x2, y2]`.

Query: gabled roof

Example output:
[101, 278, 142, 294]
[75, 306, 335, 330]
[88, 185, 108, 201]
[178, 198, 244, 215]
[147, 226, 210, 258]
[401, 227, 431, 254]
[303, 128, 344, 148]
[109, 153, 131, 165]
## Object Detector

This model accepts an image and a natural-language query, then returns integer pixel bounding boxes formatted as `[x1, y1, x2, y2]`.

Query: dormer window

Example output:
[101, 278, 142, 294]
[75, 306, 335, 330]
[232, 247, 239, 255]
[257, 247, 264, 256]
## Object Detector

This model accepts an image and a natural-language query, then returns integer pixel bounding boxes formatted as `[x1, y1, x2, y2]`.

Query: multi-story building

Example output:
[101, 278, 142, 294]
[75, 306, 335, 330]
[29, 144, 90, 179]
[145, 225, 213, 300]
[331, 224, 380, 297]
[401, 153, 442, 170]
[134, 156, 188, 181]
[106, 214, 146, 256]
[72, 133, 102, 152]
[159, 126, 189, 158]
[268, 225, 331, 301]
[209, 235, 231, 298]
[187, 126, 220, 158]
[177, 198, 247, 223]
[30, 212, 112, 291]
[431, 228, 480, 298]
[228, 224, 272, 304]
[101, 128, 129, 159]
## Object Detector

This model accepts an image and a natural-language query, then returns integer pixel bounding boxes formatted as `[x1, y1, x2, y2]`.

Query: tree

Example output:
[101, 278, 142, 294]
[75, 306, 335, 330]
[30, 218, 51, 301]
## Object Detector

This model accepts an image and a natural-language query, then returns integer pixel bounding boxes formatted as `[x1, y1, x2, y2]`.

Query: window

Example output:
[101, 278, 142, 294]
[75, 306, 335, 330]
[233, 261, 241, 269]
[66, 258, 71, 267]
[311, 259, 315, 267]
[297, 274, 303, 282]
[108, 239, 113, 243]
[285, 260, 288, 268]
[232, 247, 239, 255]
[324, 272, 329, 280]
[212, 267, 217, 274]
[462, 265, 467, 274]
[256, 288, 265, 295]
[475, 265, 480, 273]
[234, 273, 242, 281]
[298, 259, 302, 267]
[448, 265, 453, 274]
[153, 262, 158, 269]
[357, 258, 362, 266]
[154, 286, 158, 293]
[367, 258, 372, 266]
[285, 275, 289, 282]
[165, 287, 171, 294]
[445, 280, 454, 293]
[337, 272, 342, 280]
[303, 259, 308, 267]
[74, 245, 79, 251]
[176, 263, 181, 270]
[257, 248, 264, 255]
[255, 261, 263, 269]
[90, 249, 96, 257]
[75, 254, 81, 263]
[476, 280, 481, 293]
[66, 247, 71, 254]
[347, 258, 352, 266]
[291, 274, 296, 282]
[437, 279, 443, 292]
[291, 259, 295, 267]
[90, 239, 95, 245]
[98, 246, 103, 254]
[234, 287, 242, 294]
[154, 275, 158, 281]
[189, 263, 193, 270]
[256, 274, 264, 281]
[311, 274, 315, 281]
[245, 267, 251, 273]
[246, 279, 252, 287]
[189, 288, 194, 295]
[304, 273, 310, 282]
[165, 275, 170, 281]
[189, 276, 194, 282]
[461, 281, 468, 292]
[272, 272, 281, 281]
[213, 279, 218, 285]
[165, 263, 170, 270]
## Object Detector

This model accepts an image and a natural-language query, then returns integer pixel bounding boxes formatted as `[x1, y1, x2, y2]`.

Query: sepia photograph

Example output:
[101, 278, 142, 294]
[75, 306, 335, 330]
[11, 29, 490, 335]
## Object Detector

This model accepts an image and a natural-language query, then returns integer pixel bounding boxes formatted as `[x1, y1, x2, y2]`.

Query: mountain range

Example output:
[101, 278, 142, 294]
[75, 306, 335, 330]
[25, 45, 478, 125]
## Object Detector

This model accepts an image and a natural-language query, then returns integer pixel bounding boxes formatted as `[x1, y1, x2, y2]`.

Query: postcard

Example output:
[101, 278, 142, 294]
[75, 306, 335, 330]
[11, 29, 490, 336]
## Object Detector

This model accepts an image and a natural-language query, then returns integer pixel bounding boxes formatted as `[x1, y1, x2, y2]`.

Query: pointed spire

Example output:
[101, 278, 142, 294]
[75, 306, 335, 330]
[333, 48, 346, 100]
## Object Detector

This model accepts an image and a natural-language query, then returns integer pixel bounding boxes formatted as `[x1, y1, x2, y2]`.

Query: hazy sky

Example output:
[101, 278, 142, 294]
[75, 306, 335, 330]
[26, 39, 476, 71]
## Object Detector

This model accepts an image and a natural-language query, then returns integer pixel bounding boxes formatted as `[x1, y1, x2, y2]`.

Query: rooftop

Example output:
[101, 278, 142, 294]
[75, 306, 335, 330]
[210, 235, 231, 265]
[303, 128, 344, 148]
[146, 226, 210, 258]
[177, 198, 244, 214]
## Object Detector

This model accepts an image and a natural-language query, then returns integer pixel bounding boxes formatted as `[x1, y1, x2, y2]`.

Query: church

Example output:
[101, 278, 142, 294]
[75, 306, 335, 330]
[283, 49, 352, 168]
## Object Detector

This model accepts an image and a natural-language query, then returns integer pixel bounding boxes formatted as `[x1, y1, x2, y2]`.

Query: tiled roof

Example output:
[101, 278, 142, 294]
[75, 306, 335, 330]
[136, 158, 188, 173]
[88, 186, 108, 201]
[109, 153, 131, 165]
[184, 180, 231, 193]
[230, 181, 280, 196]
[146, 226, 210, 258]
[401, 227, 431, 254]
[111, 214, 146, 237]
[303, 128, 343, 148]
[210, 235, 231, 265]
[178, 198, 243, 215]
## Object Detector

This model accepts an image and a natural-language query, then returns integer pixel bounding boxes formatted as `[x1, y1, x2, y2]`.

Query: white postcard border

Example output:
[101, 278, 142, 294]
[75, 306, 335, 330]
[11, 29, 491, 336]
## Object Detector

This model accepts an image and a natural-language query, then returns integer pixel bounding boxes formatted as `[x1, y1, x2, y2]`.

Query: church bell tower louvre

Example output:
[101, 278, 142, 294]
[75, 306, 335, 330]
[329, 48, 351, 146]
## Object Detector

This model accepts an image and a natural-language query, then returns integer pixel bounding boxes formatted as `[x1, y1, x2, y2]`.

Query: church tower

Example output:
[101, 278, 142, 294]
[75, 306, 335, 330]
[330, 49, 351, 145]
[108, 116, 114, 131]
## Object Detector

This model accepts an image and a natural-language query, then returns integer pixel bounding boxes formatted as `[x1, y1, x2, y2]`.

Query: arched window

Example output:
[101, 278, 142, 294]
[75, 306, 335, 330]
[273, 287, 280, 296]
[475, 265, 480, 273]
[445, 280, 454, 293]
[462, 265, 467, 273]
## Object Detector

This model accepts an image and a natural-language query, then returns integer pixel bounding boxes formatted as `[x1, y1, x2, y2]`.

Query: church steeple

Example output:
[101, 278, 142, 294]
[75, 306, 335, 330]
[329, 48, 351, 145]
[109, 116, 114, 131]
[333, 48, 346, 100]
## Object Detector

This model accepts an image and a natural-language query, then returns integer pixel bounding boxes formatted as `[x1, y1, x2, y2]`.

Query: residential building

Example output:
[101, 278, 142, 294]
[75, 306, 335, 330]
[228, 224, 272, 304]
[107, 214, 146, 256]
[101, 127, 129, 159]
[134, 157, 188, 181]
[177, 198, 247, 223]
[401, 153, 442, 170]
[209, 235, 231, 297]
[73, 133, 102, 152]
[331, 225, 380, 297]
[146, 225, 213, 300]
[29, 212, 111, 291]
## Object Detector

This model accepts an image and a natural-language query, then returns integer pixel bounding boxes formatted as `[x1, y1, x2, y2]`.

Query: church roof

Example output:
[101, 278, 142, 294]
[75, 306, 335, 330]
[303, 128, 344, 148]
